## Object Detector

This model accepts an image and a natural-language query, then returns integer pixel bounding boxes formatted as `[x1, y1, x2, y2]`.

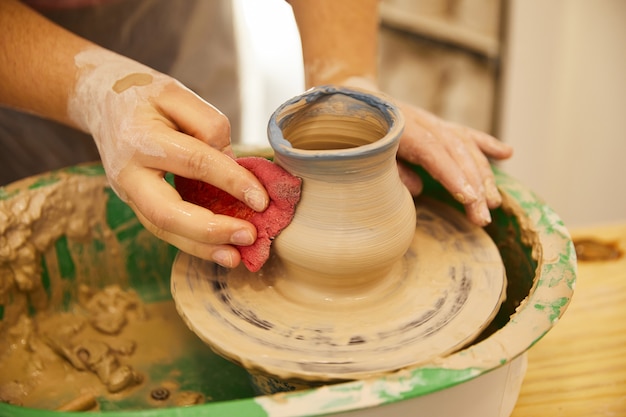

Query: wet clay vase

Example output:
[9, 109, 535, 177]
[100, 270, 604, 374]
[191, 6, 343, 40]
[171, 87, 507, 394]
[267, 86, 416, 307]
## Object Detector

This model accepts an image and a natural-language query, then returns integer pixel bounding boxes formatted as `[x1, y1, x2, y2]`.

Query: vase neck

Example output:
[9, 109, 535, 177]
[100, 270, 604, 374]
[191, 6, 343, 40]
[273, 142, 398, 182]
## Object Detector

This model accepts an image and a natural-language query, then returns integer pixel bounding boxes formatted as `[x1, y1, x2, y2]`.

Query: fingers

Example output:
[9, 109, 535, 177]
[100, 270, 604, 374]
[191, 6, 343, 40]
[448, 122, 514, 160]
[459, 129, 503, 208]
[142, 85, 269, 212]
[445, 122, 513, 208]
[106, 81, 269, 267]
[397, 112, 475, 201]
[397, 160, 423, 196]
[140, 124, 269, 212]
[156, 83, 234, 155]
[437, 123, 504, 212]
[122, 168, 257, 267]
[399, 123, 490, 225]
[397, 104, 511, 226]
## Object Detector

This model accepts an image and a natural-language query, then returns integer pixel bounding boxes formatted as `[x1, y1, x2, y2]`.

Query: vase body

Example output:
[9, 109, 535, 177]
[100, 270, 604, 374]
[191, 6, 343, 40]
[267, 86, 416, 303]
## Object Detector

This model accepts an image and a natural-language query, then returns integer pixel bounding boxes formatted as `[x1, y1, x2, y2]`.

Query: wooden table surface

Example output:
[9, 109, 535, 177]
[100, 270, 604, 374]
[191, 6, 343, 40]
[511, 223, 626, 417]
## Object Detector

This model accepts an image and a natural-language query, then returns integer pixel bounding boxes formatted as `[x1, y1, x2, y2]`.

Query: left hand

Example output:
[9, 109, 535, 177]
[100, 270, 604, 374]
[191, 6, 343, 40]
[286, 0, 511, 226]
[394, 100, 513, 226]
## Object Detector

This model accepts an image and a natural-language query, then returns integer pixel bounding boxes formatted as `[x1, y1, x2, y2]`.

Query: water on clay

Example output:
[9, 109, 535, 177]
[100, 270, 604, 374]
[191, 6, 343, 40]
[0, 287, 255, 411]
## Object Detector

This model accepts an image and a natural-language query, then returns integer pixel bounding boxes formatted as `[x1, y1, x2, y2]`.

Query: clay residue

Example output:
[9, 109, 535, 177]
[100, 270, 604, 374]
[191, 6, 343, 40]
[0, 285, 206, 410]
[0, 172, 126, 332]
[40, 285, 144, 394]
[574, 237, 623, 261]
[78, 285, 146, 334]
[112, 73, 153, 93]
[0, 285, 143, 408]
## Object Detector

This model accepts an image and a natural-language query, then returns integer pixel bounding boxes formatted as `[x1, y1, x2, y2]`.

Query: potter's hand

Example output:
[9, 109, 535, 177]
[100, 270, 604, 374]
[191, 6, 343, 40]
[286, 0, 512, 224]
[69, 49, 269, 267]
[395, 101, 513, 226]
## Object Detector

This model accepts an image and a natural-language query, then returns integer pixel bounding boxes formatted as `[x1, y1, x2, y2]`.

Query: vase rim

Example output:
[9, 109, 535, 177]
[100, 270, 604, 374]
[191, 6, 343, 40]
[267, 85, 405, 161]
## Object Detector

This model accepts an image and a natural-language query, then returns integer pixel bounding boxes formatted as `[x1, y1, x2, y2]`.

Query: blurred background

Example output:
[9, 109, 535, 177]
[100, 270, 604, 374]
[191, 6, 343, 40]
[233, 0, 625, 229]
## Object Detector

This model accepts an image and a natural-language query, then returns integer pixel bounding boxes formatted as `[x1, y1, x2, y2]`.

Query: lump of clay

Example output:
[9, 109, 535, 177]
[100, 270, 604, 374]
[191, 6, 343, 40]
[72, 340, 142, 393]
[41, 320, 142, 393]
[78, 284, 145, 335]
[175, 157, 302, 272]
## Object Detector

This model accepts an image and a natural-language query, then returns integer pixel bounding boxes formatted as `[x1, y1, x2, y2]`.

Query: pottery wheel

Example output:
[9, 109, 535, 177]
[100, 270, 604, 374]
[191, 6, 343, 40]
[171, 198, 506, 382]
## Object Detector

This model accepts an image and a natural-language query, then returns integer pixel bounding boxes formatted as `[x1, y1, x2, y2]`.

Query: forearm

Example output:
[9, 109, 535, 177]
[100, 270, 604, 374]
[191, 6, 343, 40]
[0, 0, 93, 128]
[288, 0, 379, 89]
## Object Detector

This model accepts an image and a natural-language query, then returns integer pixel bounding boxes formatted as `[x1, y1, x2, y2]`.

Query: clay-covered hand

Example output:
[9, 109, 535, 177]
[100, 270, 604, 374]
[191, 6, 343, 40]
[394, 100, 513, 226]
[68, 48, 269, 267]
[287, 0, 511, 225]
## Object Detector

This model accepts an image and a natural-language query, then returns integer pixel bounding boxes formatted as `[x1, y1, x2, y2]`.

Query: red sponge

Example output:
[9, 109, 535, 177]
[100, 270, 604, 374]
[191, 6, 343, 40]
[175, 157, 302, 272]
